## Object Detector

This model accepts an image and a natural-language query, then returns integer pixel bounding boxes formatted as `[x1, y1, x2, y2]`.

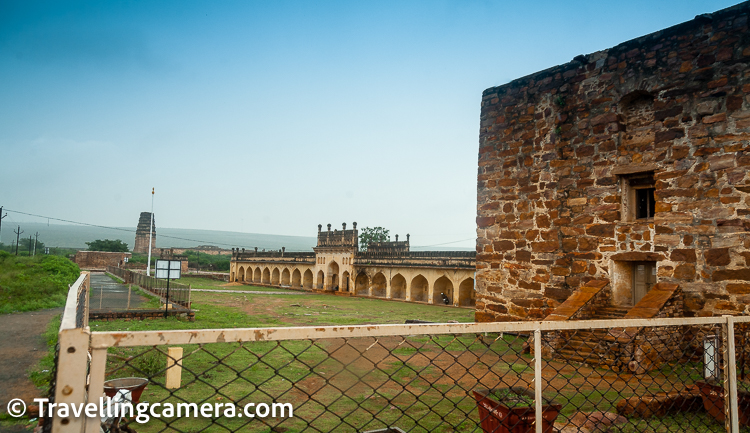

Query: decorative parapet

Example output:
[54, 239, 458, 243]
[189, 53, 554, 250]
[354, 251, 476, 269]
[368, 234, 410, 254]
[232, 248, 315, 263]
[317, 222, 358, 248]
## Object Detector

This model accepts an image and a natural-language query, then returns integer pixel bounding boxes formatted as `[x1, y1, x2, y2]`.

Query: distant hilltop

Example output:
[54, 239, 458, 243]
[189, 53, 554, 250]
[0, 222, 317, 252]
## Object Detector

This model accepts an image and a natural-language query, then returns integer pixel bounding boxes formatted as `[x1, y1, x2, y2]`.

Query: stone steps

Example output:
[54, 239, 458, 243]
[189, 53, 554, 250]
[590, 306, 630, 320]
[554, 306, 633, 368]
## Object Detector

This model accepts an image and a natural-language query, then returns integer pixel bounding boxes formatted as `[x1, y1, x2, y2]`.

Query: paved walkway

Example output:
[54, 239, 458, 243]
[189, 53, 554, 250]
[192, 288, 312, 295]
[89, 272, 150, 310]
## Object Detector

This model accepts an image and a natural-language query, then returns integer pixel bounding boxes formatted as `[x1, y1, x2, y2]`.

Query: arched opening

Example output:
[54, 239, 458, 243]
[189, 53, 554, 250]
[292, 269, 302, 288]
[355, 273, 369, 296]
[327, 261, 340, 291]
[342, 271, 350, 291]
[410, 275, 428, 303]
[281, 268, 290, 286]
[262, 268, 270, 284]
[238, 266, 245, 282]
[272, 268, 280, 285]
[316, 270, 325, 289]
[458, 278, 475, 307]
[391, 274, 406, 300]
[254, 267, 262, 283]
[371, 273, 387, 298]
[303, 269, 313, 289]
[433, 276, 454, 305]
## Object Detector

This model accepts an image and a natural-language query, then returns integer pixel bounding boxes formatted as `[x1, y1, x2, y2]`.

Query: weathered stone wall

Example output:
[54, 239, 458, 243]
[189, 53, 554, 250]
[170, 246, 231, 256]
[158, 248, 189, 273]
[476, 3, 750, 321]
[74, 251, 131, 269]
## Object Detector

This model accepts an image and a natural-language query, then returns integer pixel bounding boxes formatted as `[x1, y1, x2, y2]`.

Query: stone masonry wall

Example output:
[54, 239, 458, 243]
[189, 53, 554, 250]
[476, 3, 750, 321]
[74, 251, 131, 269]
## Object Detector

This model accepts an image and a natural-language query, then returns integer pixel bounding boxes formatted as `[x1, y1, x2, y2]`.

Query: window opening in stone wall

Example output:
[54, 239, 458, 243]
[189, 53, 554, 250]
[620, 172, 655, 221]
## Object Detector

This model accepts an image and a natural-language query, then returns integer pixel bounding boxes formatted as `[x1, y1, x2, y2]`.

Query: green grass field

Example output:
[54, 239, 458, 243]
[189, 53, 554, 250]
[0, 251, 81, 314]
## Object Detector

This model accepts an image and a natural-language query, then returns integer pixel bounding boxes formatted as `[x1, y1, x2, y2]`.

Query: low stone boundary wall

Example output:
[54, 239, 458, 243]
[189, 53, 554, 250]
[89, 309, 195, 321]
[184, 272, 229, 282]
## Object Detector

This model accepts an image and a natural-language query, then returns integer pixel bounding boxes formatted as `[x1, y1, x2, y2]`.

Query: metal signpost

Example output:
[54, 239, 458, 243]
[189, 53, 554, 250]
[155, 260, 182, 318]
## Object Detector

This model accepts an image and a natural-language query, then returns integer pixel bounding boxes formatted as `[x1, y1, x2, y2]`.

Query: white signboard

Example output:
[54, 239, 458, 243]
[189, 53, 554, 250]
[155, 260, 182, 280]
[703, 335, 719, 380]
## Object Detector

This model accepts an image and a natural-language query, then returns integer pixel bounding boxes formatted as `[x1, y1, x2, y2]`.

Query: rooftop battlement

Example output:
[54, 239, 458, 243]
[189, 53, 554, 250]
[316, 222, 359, 249]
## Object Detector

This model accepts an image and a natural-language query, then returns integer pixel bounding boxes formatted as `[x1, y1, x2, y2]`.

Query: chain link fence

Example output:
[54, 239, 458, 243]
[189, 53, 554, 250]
[106, 266, 191, 309]
[69, 317, 750, 433]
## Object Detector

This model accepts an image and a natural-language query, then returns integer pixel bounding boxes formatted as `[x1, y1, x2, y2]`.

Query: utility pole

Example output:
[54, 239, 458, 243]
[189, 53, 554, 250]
[14, 226, 23, 256]
[28, 235, 32, 256]
[147, 188, 155, 276]
[33, 232, 39, 256]
[0, 206, 7, 244]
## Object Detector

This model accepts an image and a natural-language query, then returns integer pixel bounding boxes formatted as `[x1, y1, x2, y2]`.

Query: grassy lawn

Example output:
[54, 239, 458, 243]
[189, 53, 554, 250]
[180, 276, 309, 293]
[0, 252, 80, 314]
[93, 289, 474, 332]
[92, 289, 481, 432]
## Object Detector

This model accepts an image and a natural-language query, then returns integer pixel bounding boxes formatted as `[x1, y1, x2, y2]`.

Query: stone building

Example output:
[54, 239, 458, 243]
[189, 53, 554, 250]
[475, 2, 750, 323]
[158, 248, 189, 273]
[230, 223, 476, 307]
[133, 212, 156, 254]
[73, 251, 131, 270]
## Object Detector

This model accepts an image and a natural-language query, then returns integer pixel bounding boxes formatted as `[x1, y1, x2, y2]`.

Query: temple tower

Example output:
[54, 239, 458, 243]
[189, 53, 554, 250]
[133, 212, 156, 254]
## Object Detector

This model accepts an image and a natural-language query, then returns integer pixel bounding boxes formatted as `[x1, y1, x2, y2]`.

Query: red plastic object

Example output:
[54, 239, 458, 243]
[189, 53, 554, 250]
[695, 381, 750, 427]
[473, 388, 561, 433]
[103, 377, 149, 404]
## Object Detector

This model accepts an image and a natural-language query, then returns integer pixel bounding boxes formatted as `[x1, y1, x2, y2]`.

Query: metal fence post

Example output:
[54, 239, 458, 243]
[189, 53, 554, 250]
[723, 315, 739, 433]
[83, 271, 89, 328]
[534, 325, 542, 433]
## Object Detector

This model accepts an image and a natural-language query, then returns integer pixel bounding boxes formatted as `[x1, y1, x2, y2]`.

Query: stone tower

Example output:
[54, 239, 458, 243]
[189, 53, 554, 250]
[133, 212, 156, 254]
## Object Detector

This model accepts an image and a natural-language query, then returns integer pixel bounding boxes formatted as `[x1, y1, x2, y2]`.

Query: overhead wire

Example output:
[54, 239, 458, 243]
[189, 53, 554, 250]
[4, 208, 475, 252]
[4, 209, 260, 250]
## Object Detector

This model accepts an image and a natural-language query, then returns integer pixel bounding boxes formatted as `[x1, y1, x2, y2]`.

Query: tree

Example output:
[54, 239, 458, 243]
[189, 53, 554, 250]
[19, 237, 45, 255]
[358, 227, 390, 251]
[86, 239, 129, 252]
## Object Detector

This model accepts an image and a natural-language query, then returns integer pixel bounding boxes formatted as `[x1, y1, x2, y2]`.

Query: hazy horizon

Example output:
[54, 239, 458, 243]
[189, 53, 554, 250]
[0, 220, 473, 252]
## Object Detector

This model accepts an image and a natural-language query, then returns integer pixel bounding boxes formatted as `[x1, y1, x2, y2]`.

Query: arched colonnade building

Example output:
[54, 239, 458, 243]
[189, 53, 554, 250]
[229, 223, 477, 308]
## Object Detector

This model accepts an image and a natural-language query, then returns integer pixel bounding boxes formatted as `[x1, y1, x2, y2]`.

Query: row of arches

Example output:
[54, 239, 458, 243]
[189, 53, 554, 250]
[233, 265, 318, 289]
[230, 263, 475, 308]
[354, 272, 475, 307]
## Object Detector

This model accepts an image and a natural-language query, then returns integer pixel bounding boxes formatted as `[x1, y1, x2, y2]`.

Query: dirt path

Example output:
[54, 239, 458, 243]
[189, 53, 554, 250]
[0, 308, 61, 414]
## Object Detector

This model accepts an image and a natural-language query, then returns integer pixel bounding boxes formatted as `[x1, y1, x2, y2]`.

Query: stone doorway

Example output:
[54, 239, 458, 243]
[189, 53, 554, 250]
[632, 261, 656, 304]
[612, 260, 658, 307]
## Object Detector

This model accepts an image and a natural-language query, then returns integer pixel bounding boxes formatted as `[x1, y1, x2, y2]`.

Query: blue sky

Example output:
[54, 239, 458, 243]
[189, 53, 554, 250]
[0, 0, 738, 249]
